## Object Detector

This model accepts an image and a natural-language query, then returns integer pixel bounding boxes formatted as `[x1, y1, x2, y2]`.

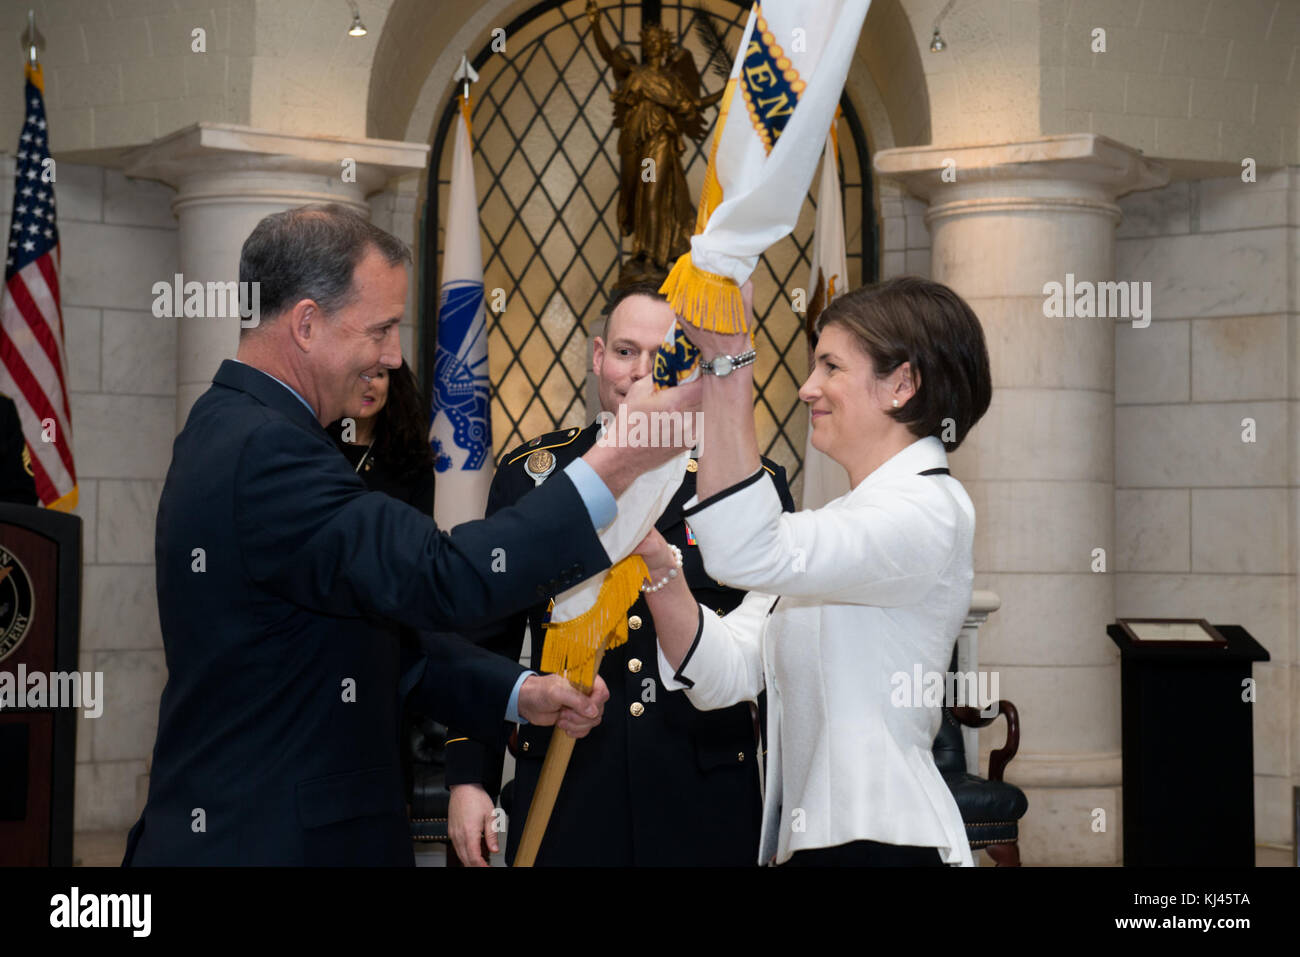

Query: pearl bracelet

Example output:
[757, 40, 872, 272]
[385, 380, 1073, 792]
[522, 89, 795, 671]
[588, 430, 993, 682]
[641, 544, 683, 593]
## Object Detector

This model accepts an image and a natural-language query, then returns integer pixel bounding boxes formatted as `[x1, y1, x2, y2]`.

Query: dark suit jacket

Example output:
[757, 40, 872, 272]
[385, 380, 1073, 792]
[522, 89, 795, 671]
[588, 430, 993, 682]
[0, 395, 38, 506]
[445, 422, 795, 866]
[124, 360, 609, 866]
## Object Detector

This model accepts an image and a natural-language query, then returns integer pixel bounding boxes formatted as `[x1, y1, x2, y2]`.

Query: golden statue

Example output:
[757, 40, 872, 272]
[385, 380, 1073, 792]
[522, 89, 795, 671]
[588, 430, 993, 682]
[587, 1, 725, 285]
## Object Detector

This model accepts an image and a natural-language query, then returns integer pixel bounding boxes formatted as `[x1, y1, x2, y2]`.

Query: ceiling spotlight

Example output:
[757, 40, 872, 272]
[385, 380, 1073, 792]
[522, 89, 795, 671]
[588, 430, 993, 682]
[930, 0, 956, 53]
[347, 2, 367, 37]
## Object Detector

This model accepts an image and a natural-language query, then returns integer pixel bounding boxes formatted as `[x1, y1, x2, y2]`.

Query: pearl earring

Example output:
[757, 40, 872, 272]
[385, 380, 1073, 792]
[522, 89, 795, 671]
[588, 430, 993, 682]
[892, 398, 899, 408]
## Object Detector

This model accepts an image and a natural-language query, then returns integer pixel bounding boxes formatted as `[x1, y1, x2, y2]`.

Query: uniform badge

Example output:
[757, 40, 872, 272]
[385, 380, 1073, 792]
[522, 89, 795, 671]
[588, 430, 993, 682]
[525, 449, 556, 486]
[686, 458, 698, 473]
[685, 521, 697, 546]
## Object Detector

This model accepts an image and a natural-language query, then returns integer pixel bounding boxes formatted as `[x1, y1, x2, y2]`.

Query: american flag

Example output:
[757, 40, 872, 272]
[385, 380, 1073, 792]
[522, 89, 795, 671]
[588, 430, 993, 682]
[2, 62, 75, 510]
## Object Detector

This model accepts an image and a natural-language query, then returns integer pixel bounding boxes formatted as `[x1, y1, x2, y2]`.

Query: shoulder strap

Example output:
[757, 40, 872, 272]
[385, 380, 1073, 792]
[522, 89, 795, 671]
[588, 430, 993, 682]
[917, 467, 950, 476]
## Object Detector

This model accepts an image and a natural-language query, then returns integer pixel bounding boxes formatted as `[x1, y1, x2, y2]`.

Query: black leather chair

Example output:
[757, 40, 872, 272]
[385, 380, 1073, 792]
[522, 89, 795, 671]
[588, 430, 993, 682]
[932, 650, 1028, 865]
[405, 714, 456, 859]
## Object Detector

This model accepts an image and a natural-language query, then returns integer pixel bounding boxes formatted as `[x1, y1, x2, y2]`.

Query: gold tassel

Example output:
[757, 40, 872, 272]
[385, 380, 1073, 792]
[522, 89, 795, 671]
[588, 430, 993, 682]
[693, 77, 736, 233]
[659, 256, 747, 335]
[661, 76, 748, 335]
[541, 556, 649, 692]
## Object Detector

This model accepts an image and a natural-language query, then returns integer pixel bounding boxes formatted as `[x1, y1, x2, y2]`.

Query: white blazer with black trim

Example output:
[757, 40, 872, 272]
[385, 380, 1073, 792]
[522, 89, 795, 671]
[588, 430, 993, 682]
[658, 436, 976, 866]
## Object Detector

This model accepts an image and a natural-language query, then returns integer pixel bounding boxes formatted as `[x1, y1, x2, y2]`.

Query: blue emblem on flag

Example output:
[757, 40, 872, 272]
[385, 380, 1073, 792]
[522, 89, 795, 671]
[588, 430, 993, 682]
[652, 322, 701, 389]
[433, 279, 490, 471]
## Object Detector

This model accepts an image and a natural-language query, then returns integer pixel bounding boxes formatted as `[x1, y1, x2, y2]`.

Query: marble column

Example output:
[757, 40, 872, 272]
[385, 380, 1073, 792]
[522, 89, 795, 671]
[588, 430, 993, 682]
[875, 134, 1167, 864]
[124, 124, 429, 429]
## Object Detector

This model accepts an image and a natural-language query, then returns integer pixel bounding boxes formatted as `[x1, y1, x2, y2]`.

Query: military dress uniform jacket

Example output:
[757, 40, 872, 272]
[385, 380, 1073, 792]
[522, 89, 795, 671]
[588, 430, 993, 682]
[444, 421, 795, 866]
[123, 360, 611, 866]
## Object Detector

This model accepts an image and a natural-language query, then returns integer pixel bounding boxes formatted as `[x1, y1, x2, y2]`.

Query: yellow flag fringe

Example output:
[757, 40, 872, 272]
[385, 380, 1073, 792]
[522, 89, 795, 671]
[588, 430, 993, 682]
[541, 555, 649, 691]
[659, 76, 747, 335]
[659, 256, 746, 334]
[693, 77, 736, 233]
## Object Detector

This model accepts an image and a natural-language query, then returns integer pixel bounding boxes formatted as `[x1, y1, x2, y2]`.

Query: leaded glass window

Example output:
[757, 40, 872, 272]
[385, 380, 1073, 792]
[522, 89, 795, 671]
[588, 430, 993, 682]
[425, 0, 874, 501]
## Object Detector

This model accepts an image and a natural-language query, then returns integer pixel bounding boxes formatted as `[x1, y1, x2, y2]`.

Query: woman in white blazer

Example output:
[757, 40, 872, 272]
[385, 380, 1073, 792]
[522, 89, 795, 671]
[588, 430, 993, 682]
[639, 276, 992, 866]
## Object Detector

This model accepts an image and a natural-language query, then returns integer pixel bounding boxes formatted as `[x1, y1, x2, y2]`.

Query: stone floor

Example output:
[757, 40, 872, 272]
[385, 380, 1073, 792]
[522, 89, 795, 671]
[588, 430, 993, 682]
[72, 829, 1295, 867]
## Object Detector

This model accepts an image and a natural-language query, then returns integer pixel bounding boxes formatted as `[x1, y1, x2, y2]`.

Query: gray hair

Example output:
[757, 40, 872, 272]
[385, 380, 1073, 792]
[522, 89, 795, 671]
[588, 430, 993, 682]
[238, 203, 411, 332]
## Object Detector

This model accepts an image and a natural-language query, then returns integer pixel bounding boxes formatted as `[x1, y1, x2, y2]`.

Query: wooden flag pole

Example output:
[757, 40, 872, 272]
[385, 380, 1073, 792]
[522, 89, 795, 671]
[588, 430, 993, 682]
[512, 647, 607, 867]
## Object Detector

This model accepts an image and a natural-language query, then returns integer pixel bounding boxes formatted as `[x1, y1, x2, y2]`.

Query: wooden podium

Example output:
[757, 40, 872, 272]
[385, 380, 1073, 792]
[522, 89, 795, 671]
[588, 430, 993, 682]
[0, 504, 81, 866]
[1107, 619, 1269, 867]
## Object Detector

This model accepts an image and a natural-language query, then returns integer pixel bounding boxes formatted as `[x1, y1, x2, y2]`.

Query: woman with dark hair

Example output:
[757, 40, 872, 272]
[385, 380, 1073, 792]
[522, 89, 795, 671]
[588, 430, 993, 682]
[328, 359, 435, 515]
[640, 276, 992, 866]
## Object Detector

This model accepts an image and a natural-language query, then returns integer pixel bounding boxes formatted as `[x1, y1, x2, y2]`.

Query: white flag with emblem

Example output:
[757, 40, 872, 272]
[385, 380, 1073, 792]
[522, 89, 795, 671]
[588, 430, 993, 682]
[430, 91, 492, 528]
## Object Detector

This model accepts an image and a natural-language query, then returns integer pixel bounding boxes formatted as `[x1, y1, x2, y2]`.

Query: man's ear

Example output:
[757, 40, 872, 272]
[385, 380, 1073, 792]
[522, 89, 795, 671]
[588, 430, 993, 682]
[592, 336, 606, 376]
[286, 298, 320, 353]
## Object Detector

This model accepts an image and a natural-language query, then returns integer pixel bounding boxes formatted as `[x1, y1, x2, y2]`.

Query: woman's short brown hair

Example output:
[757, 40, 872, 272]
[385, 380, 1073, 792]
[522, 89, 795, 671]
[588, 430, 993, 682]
[815, 276, 992, 451]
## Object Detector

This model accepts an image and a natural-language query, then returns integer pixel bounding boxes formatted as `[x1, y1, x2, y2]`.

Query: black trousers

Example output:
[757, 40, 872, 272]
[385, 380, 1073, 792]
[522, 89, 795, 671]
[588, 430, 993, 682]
[783, 840, 945, 867]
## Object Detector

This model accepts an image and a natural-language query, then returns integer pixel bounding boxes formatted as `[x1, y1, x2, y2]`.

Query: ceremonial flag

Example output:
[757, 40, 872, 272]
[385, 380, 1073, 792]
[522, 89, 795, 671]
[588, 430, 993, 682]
[2, 57, 76, 510]
[430, 90, 492, 527]
[801, 121, 851, 508]
[657, 0, 871, 345]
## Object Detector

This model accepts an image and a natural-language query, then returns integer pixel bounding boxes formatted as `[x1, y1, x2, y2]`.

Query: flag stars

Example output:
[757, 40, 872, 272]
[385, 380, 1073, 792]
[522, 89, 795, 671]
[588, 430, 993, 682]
[42, 228, 53, 239]
[22, 239, 36, 252]
[20, 132, 31, 143]
[20, 186, 32, 198]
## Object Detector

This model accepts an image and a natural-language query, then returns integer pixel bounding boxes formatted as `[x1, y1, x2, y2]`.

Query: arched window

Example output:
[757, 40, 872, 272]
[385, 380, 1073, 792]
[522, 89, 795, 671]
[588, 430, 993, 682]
[424, 0, 874, 497]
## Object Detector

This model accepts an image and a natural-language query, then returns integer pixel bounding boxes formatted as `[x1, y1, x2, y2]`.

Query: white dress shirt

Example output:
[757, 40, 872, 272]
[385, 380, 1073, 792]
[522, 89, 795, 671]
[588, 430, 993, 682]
[658, 435, 976, 866]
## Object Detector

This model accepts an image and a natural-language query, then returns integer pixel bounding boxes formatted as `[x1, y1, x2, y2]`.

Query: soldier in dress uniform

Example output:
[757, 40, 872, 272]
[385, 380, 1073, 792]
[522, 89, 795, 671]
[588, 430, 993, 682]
[0, 393, 38, 506]
[444, 282, 794, 866]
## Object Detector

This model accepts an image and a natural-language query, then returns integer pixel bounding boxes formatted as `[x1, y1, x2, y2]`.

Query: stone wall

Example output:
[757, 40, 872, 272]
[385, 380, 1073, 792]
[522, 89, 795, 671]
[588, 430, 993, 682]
[1, 155, 178, 830]
[1114, 167, 1299, 850]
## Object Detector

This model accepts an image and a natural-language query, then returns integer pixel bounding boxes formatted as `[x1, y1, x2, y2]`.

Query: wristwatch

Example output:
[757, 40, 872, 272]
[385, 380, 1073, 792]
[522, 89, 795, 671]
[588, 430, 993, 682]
[700, 349, 757, 377]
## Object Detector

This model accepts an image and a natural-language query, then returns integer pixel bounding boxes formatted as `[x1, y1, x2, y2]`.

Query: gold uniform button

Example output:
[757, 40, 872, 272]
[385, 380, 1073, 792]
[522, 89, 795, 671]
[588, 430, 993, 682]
[629, 702, 645, 717]
[737, 752, 746, 762]
[628, 615, 642, 630]
[521, 740, 530, 752]
[628, 658, 643, 673]
[686, 459, 699, 473]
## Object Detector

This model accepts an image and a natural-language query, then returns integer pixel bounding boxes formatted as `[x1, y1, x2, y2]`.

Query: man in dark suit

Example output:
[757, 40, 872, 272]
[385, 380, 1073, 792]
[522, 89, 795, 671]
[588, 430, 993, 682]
[0, 394, 38, 505]
[445, 283, 794, 866]
[123, 206, 698, 866]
